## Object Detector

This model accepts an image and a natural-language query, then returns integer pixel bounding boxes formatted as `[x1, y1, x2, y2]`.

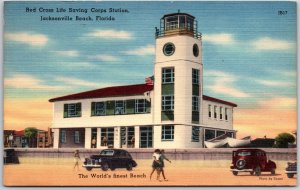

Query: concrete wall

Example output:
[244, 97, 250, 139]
[12, 148, 297, 161]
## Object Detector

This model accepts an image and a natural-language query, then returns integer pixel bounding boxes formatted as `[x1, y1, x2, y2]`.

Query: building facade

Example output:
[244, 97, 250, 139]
[49, 13, 237, 149]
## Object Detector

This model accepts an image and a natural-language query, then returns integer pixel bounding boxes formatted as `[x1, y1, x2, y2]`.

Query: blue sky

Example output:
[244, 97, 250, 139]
[4, 1, 297, 137]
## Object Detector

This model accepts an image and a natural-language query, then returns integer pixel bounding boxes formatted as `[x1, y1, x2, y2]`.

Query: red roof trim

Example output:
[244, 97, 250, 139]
[49, 84, 154, 102]
[203, 95, 237, 107]
[49, 84, 237, 107]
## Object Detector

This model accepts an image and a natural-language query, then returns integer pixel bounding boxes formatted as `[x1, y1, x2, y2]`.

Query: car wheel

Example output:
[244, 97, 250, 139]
[250, 171, 254, 175]
[287, 173, 294, 178]
[271, 168, 275, 175]
[110, 166, 116, 171]
[232, 171, 238, 176]
[126, 162, 133, 171]
[254, 166, 261, 176]
[101, 163, 109, 171]
[86, 167, 92, 171]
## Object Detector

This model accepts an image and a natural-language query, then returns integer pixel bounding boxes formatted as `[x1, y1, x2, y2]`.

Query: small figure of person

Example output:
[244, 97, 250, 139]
[131, 136, 135, 148]
[102, 136, 107, 146]
[150, 149, 162, 181]
[91, 137, 96, 148]
[160, 149, 171, 181]
[73, 150, 80, 171]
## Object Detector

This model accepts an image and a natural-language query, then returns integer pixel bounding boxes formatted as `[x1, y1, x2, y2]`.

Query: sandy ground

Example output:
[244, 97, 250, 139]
[3, 157, 297, 186]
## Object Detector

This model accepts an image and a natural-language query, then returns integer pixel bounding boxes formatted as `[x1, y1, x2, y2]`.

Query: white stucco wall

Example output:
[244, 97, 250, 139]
[154, 35, 203, 124]
[52, 95, 153, 129]
[202, 100, 234, 130]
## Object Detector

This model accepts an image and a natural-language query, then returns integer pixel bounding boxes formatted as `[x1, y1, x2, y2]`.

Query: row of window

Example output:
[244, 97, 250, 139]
[162, 68, 200, 85]
[64, 99, 151, 118]
[208, 105, 229, 120]
[60, 126, 233, 144]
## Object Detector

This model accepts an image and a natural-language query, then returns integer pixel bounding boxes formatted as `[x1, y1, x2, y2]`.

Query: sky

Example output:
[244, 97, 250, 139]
[3, 1, 297, 139]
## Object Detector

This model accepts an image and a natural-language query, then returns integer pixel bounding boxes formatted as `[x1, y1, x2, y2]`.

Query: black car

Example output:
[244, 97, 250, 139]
[82, 149, 137, 171]
[4, 148, 19, 164]
[285, 162, 297, 178]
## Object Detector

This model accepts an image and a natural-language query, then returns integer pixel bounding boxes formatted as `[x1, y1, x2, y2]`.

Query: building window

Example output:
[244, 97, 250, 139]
[60, 130, 66, 143]
[214, 106, 217, 119]
[115, 100, 125, 115]
[92, 102, 106, 116]
[135, 99, 146, 113]
[74, 131, 80, 144]
[220, 107, 223, 120]
[192, 69, 199, 84]
[205, 129, 216, 141]
[162, 95, 174, 111]
[225, 108, 228, 120]
[192, 95, 199, 111]
[161, 125, 174, 141]
[208, 105, 212, 118]
[64, 103, 81, 118]
[101, 128, 114, 147]
[191, 126, 200, 142]
[162, 68, 174, 84]
[217, 130, 225, 137]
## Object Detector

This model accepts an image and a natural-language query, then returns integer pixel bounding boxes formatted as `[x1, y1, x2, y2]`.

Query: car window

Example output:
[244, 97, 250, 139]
[237, 152, 251, 156]
[100, 150, 114, 156]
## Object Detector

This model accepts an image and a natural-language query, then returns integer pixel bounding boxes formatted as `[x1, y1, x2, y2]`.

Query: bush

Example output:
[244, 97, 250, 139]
[274, 133, 295, 148]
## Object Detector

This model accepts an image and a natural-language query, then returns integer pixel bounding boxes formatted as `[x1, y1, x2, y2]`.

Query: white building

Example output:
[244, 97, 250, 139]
[49, 12, 237, 149]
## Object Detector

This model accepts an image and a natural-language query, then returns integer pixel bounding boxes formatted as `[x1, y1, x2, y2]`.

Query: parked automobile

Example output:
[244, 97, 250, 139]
[4, 148, 19, 164]
[285, 162, 297, 178]
[230, 149, 276, 176]
[82, 149, 137, 171]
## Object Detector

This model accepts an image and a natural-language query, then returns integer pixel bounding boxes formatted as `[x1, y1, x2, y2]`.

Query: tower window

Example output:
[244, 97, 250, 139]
[162, 68, 174, 84]
[191, 126, 200, 142]
[162, 95, 174, 111]
[192, 69, 200, 84]
[192, 95, 199, 111]
[163, 43, 175, 56]
[161, 125, 174, 141]
[193, 44, 199, 57]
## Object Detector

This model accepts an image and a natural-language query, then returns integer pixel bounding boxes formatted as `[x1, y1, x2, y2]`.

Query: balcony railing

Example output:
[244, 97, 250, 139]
[155, 27, 202, 40]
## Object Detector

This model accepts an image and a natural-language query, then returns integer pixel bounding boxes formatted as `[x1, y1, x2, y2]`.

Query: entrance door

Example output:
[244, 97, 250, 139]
[140, 126, 153, 148]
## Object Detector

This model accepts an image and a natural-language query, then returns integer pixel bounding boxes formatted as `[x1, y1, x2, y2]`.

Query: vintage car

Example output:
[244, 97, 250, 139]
[285, 162, 297, 178]
[230, 149, 276, 176]
[82, 149, 137, 171]
[4, 148, 19, 164]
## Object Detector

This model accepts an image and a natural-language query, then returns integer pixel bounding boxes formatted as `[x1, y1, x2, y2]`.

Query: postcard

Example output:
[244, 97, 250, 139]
[3, 1, 297, 187]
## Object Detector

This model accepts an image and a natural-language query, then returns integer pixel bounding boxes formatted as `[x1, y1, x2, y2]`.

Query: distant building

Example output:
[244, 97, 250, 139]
[49, 12, 237, 149]
[37, 129, 53, 148]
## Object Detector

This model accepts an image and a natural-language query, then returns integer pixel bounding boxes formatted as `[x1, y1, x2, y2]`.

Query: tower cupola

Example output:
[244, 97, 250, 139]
[155, 12, 201, 39]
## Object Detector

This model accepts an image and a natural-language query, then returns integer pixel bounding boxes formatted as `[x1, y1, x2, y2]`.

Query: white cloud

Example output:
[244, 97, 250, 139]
[55, 76, 100, 87]
[54, 50, 79, 57]
[203, 33, 235, 45]
[86, 29, 133, 40]
[5, 74, 63, 91]
[251, 37, 293, 50]
[255, 79, 294, 87]
[205, 70, 250, 98]
[88, 54, 120, 62]
[123, 45, 155, 55]
[5, 32, 48, 47]
[60, 62, 96, 67]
